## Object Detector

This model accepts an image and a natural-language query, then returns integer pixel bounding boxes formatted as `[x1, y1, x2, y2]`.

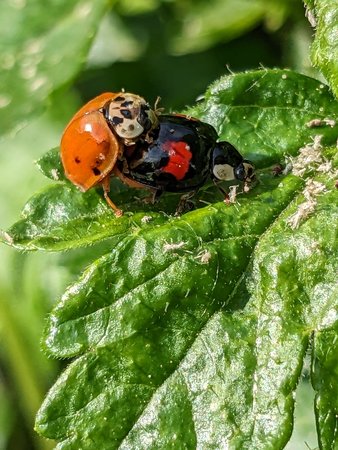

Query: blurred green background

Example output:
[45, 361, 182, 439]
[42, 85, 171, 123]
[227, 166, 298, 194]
[0, 0, 321, 448]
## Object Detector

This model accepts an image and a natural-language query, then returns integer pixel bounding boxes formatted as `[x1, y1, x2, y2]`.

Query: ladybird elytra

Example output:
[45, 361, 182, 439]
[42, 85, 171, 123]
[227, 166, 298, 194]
[61, 110, 119, 192]
[66, 92, 116, 123]
[119, 114, 255, 203]
[119, 114, 219, 192]
[60, 91, 160, 215]
[61, 98, 255, 215]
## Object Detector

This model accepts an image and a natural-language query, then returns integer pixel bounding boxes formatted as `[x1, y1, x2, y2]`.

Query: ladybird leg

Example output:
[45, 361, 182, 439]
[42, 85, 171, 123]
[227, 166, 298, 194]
[139, 188, 161, 205]
[112, 166, 149, 190]
[213, 179, 230, 202]
[153, 96, 164, 114]
[154, 96, 161, 111]
[151, 189, 162, 203]
[175, 190, 196, 216]
[101, 176, 123, 217]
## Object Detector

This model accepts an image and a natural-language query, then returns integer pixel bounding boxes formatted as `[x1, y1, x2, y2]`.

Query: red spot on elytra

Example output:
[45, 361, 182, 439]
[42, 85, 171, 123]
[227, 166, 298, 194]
[162, 141, 192, 180]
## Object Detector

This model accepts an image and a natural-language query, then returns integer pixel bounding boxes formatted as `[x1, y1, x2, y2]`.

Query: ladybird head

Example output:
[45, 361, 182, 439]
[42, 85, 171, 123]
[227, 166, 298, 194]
[211, 141, 255, 183]
[103, 93, 159, 144]
[234, 160, 255, 183]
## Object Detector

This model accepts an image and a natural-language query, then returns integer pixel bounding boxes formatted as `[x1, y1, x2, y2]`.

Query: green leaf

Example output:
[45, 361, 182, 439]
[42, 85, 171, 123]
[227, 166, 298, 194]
[189, 69, 338, 166]
[169, 0, 294, 55]
[117, 0, 160, 15]
[42, 174, 301, 358]
[0, 0, 111, 136]
[2, 182, 168, 251]
[304, 0, 315, 9]
[312, 324, 338, 449]
[35, 148, 67, 183]
[3, 70, 338, 252]
[35, 172, 338, 448]
[3, 69, 338, 448]
[122, 180, 337, 450]
[4, 148, 167, 250]
[169, 0, 267, 55]
[308, 0, 338, 98]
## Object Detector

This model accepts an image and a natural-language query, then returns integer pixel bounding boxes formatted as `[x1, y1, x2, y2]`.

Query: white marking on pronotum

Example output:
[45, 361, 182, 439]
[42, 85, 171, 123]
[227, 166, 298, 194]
[213, 163, 234, 181]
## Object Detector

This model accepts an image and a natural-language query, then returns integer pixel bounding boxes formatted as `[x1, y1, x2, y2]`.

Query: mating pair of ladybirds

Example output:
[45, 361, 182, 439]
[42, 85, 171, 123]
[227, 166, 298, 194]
[61, 92, 255, 216]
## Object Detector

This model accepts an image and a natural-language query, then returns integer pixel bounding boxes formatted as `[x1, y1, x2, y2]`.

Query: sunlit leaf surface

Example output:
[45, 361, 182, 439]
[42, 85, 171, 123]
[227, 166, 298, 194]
[3, 70, 338, 449]
[309, 0, 338, 98]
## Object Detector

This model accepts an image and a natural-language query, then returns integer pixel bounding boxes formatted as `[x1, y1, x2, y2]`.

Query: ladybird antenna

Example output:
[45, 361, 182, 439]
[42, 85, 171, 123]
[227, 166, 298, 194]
[154, 96, 164, 114]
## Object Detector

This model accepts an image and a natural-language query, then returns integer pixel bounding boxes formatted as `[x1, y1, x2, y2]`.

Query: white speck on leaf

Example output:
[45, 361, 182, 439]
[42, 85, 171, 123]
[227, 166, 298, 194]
[51, 169, 60, 180]
[317, 161, 333, 174]
[163, 241, 186, 252]
[141, 215, 153, 224]
[196, 249, 212, 264]
[290, 136, 337, 180]
[306, 118, 336, 128]
[1, 231, 14, 245]
[305, 6, 316, 27]
[286, 179, 327, 229]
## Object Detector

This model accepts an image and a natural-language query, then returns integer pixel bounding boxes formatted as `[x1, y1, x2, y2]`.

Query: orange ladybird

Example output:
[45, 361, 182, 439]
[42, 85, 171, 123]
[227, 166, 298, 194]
[60, 92, 159, 216]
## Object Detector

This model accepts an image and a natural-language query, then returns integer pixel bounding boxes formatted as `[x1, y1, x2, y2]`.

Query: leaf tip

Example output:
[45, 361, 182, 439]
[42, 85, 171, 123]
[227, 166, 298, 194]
[35, 147, 65, 182]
